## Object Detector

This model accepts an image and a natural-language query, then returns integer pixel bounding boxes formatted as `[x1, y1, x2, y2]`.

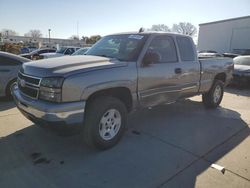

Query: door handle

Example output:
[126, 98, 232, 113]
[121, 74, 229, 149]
[175, 68, 182, 74]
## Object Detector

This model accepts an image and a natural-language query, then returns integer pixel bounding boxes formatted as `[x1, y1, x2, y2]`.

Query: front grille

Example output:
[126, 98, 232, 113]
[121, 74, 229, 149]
[18, 72, 40, 86]
[18, 83, 38, 98]
[18, 72, 41, 99]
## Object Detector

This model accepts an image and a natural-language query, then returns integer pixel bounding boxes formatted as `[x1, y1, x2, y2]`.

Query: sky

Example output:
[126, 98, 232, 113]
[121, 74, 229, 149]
[0, 0, 250, 39]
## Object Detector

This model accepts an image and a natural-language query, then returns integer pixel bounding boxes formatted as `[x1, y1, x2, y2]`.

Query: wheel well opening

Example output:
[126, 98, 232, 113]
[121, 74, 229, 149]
[5, 78, 17, 95]
[214, 73, 226, 83]
[86, 87, 133, 112]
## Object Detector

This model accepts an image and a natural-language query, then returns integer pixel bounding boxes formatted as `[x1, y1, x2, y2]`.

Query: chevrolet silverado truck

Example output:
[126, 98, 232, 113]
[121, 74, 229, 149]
[12, 32, 234, 149]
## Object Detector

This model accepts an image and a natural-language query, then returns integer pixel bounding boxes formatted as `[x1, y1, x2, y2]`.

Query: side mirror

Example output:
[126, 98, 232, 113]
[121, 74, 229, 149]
[142, 51, 160, 66]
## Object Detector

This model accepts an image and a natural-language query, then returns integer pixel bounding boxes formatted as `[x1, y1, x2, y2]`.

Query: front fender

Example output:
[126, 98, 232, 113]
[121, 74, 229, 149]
[80, 80, 136, 100]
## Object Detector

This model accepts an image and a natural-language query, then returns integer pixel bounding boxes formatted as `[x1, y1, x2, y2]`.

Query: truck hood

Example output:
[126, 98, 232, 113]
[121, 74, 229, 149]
[22, 55, 127, 77]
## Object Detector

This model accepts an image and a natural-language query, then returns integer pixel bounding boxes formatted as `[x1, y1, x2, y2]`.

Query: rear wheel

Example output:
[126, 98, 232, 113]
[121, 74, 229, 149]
[83, 96, 127, 150]
[202, 80, 224, 108]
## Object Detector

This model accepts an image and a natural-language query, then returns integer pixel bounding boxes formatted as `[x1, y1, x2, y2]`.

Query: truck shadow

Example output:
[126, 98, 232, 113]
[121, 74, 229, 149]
[0, 97, 16, 111]
[225, 86, 250, 97]
[0, 99, 249, 188]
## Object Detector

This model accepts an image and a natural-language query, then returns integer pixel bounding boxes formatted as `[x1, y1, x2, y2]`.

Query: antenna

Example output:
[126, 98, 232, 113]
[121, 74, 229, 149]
[139, 27, 145, 33]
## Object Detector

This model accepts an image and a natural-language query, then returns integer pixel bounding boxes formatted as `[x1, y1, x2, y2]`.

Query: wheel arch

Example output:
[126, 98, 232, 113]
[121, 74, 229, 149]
[5, 77, 17, 96]
[214, 72, 226, 83]
[84, 86, 134, 113]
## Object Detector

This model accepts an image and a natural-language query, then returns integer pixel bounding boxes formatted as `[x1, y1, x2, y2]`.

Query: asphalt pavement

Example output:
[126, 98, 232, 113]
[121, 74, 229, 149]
[0, 87, 249, 188]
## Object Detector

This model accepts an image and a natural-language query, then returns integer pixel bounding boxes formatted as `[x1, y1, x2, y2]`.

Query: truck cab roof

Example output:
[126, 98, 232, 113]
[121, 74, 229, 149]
[107, 31, 192, 38]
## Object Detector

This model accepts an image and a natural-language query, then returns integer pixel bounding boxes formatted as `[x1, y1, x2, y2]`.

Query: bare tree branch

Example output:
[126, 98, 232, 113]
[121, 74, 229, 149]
[69, 35, 79, 40]
[148, 24, 171, 32]
[172, 22, 197, 36]
[24, 30, 42, 39]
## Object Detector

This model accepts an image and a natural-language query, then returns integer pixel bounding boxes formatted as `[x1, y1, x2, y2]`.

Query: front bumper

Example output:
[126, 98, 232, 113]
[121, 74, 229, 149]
[12, 86, 86, 127]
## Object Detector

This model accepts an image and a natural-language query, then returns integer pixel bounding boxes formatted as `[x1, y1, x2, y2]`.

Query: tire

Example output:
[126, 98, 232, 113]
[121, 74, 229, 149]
[83, 96, 127, 150]
[202, 80, 224, 108]
[5, 79, 17, 98]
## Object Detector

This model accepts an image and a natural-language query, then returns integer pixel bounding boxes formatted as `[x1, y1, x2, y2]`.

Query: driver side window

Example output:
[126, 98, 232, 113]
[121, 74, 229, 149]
[148, 36, 178, 63]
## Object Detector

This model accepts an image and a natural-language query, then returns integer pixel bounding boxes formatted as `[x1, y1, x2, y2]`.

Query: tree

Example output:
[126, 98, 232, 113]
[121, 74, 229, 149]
[172, 22, 197, 36]
[69, 35, 79, 40]
[85, 35, 101, 44]
[24, 29, 42, 39]
[148, 24, 170, 32]
[1, 29, 18, 37]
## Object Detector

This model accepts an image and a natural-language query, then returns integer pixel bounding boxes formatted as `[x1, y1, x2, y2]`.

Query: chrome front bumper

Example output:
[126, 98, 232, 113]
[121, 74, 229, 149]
[12, 86, 86, 126]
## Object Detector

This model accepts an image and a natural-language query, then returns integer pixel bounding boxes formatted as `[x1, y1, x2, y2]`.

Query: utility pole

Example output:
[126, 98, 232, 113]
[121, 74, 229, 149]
[77, 21, 79, 39]
[48, 29, 51, 43]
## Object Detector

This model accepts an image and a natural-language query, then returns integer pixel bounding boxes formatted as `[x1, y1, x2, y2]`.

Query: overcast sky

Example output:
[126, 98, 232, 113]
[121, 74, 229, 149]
[0, 0, 249, 39]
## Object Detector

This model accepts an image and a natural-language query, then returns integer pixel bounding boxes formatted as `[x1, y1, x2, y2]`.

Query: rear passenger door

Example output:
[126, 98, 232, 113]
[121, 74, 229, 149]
[138, 35, 183, 107]
[176, 36, 200, 97]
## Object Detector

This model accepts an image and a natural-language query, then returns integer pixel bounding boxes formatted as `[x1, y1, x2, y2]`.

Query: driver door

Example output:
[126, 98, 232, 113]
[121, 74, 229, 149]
[137, 35, 183, 107]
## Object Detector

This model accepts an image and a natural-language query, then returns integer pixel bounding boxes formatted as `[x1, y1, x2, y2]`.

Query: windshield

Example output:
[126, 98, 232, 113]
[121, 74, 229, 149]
[56, 47, 67, 54]
[85, 34, 148, 61]
[72, 48, 90, 55]
[234, 56, 250, 66]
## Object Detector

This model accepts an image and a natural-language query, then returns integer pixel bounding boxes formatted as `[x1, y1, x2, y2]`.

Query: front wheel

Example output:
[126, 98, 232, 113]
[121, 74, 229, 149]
[83, 97, 127, 150]
[6, 79, 17, 98]
[202, 80, 224, 108]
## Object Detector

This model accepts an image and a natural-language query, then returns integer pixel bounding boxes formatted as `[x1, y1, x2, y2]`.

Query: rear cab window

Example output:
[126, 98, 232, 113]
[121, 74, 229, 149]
[176, 36, 195, 61]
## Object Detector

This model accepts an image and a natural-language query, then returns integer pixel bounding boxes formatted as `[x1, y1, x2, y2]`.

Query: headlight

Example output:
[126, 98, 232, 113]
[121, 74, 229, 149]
[39, 77, 64, 102]
[40, 77, 64, 88]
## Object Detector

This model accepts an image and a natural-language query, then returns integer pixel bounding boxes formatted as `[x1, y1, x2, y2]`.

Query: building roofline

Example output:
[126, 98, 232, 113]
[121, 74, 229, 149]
[199, 15, 250, 26]
[3, 35, 82, 41]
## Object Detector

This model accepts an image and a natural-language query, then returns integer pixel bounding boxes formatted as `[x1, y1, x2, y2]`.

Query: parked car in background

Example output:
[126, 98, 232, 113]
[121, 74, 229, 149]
[71, 47, 91, 56]
[20, 48, 56, 60]
[28, 47, 37, 52]
[223, 52, 239, 58]
[0, 51, 30, 97]
[20, 47, 30, 54]
[232, 56, 250, 86]
[198, 50, 223, 58]
[223, 49, 250, 58]
[12, 32, 233, 149]
[40, 46, 80, 59]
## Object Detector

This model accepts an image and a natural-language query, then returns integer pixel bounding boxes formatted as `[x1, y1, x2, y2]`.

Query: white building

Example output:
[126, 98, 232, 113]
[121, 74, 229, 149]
[198, 16, 250, 54]
[1, 35, 86, 48]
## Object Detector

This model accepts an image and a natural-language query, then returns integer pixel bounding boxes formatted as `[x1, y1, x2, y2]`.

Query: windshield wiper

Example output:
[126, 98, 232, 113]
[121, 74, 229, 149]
[98, 54, 112, 58]
[97, 54, 124, 61]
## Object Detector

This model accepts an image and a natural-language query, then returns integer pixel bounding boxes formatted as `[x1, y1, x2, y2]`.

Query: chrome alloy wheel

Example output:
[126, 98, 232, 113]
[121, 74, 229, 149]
[213, 85, 222, 103]
[99, 109, 122, 141]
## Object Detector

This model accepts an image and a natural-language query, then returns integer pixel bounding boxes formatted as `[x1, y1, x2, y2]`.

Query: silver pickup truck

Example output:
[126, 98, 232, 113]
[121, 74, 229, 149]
[12, 32, 233, 149]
